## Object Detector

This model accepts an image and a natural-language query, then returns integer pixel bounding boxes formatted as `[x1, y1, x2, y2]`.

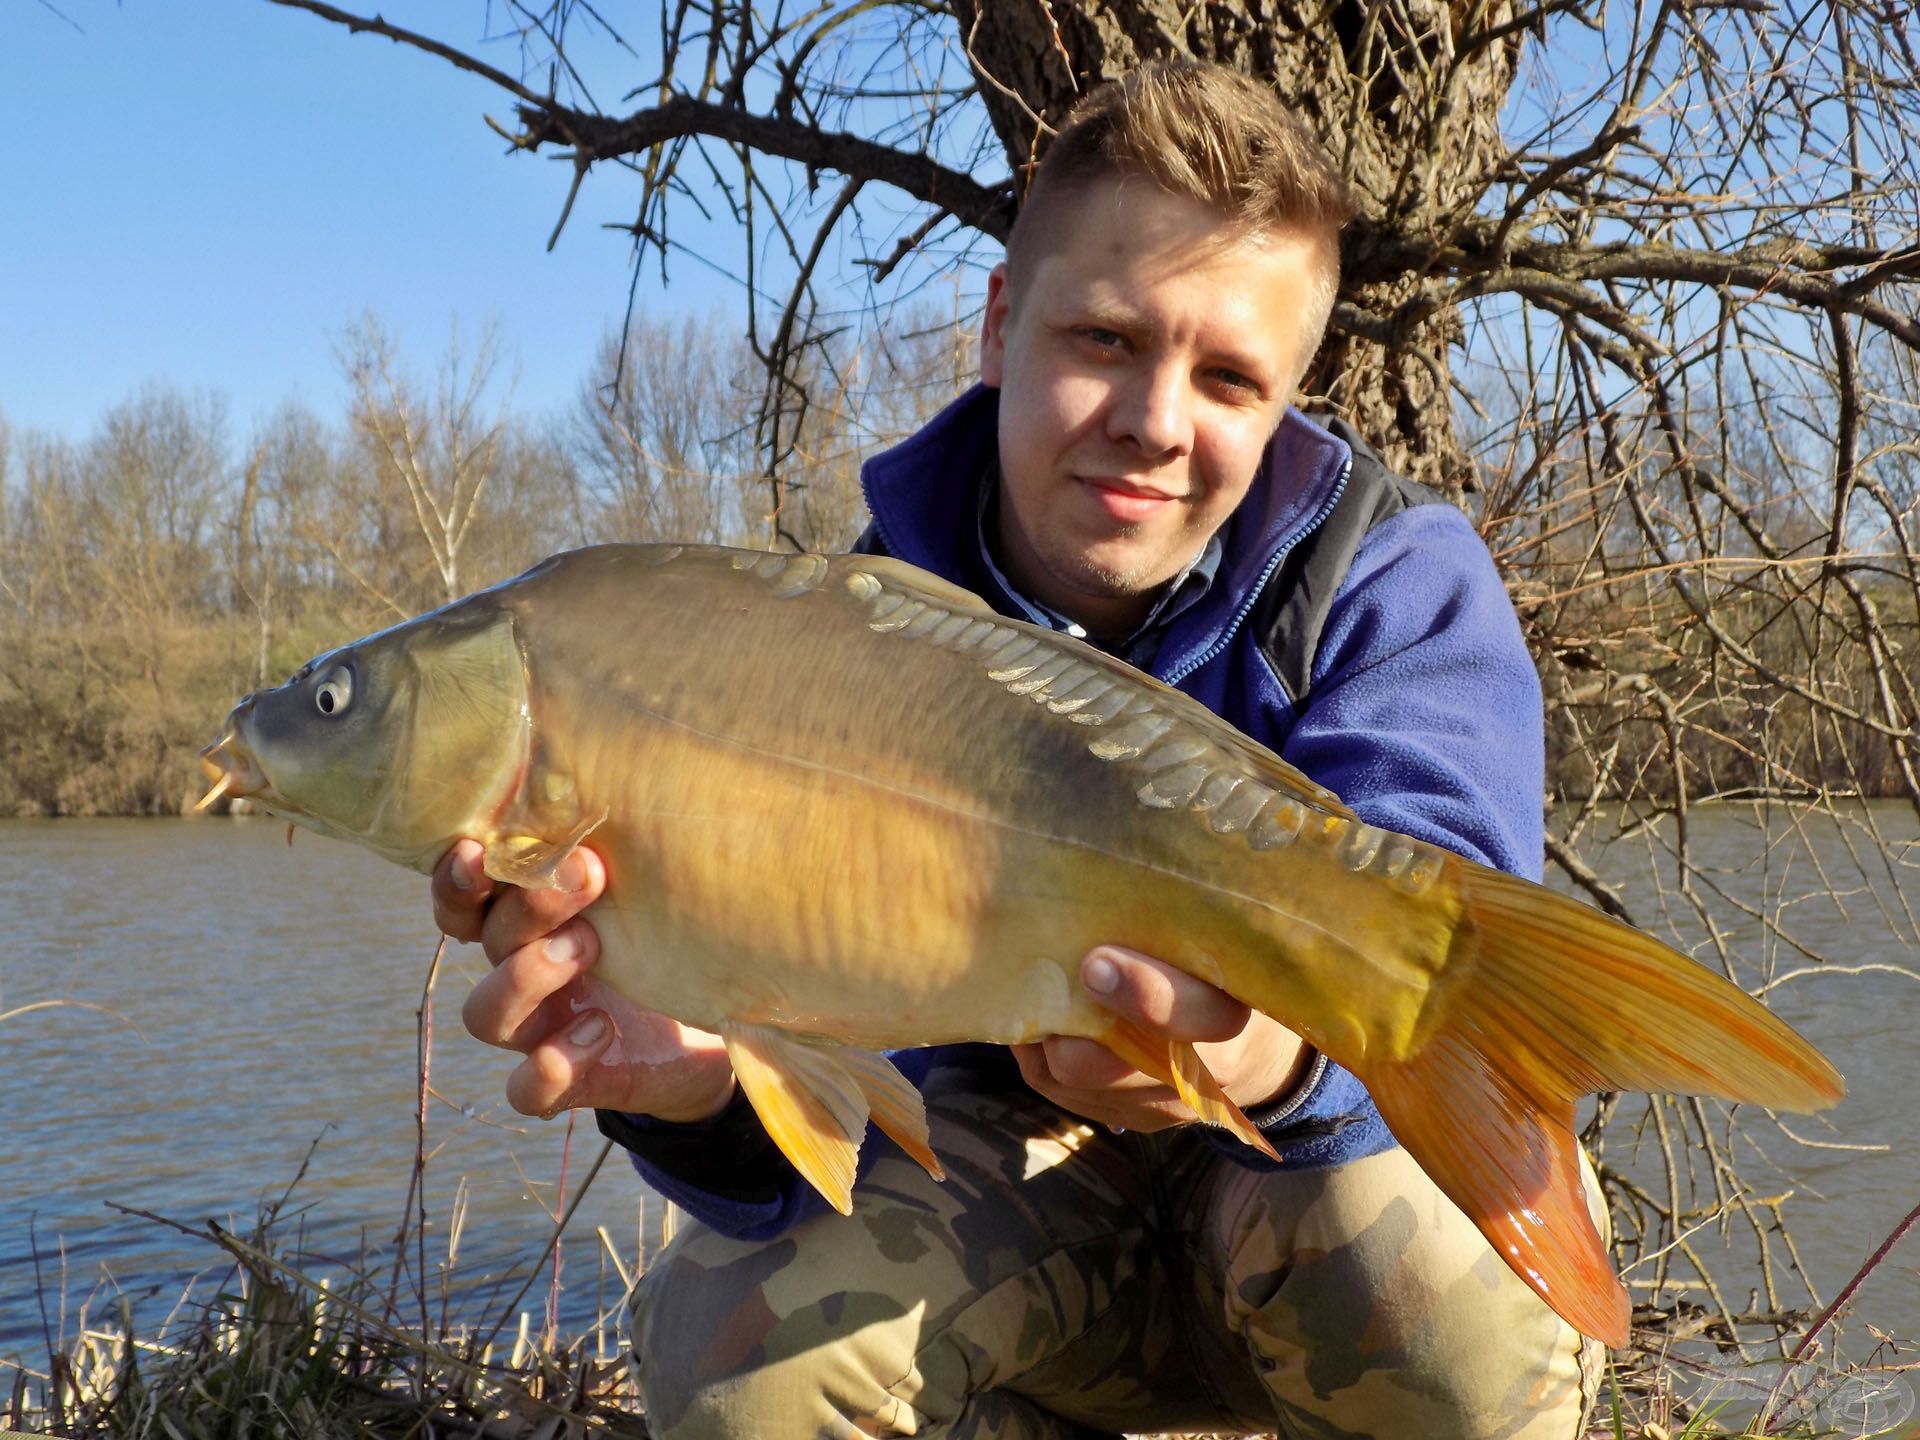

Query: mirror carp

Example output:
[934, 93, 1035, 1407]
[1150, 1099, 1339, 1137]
[199, 543, 1846, 1346]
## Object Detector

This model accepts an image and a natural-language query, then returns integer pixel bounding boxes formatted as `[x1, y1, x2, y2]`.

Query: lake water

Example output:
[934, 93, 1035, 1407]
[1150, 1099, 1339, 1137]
[1555, 802, 1919, 1367]
[2, 811, 1914, 1373]
[1, 817, 654, 1367]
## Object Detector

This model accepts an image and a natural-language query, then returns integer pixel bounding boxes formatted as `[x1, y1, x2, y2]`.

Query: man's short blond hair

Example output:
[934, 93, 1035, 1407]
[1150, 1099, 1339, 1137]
[1007, 61, 1357, 372]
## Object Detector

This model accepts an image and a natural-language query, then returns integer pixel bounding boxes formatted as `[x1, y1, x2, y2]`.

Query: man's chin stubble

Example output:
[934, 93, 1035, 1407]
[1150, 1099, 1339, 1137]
[1046, 550, 1161, 602]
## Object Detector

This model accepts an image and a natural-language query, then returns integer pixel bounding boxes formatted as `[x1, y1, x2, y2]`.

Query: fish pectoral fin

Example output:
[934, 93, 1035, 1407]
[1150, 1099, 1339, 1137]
[1098, 1019, 1282, 1164]
[482, 809, 609, 889]
[720, 1024, 920, 1215]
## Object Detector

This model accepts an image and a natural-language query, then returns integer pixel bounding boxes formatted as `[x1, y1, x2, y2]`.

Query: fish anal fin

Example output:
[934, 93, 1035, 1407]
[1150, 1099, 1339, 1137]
[721, 1023, 868, 1215]
[1099, 1019, 1282, 1164]
[483, 808, 609, 889]
[833, 1047, 945, 1182]
[1365, 1036, 1629, 1347]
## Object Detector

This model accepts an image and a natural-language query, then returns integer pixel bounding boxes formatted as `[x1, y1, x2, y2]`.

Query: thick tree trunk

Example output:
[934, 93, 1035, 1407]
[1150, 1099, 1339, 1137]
[953, 0, 1523, 496]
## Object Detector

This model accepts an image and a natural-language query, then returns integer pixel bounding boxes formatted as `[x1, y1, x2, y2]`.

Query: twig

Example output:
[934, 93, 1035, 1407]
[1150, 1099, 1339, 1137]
[1785, 1194, 1920, 1367]
[474, 1140, 616, 1363]
[0, 997, 147, 1040]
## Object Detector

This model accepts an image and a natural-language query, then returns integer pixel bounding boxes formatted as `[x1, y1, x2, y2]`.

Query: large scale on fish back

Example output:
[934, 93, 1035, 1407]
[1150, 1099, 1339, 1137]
[198, 543, 1846, 1347]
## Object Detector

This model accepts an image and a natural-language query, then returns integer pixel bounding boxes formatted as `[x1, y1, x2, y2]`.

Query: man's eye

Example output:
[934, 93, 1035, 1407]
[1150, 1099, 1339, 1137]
[1210, 368, 1263, 397]
[1078, 327, 1126, 349]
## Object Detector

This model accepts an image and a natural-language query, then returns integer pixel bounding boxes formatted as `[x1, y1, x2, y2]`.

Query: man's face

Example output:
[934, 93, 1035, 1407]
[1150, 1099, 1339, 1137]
[980, 178, 1329, 634]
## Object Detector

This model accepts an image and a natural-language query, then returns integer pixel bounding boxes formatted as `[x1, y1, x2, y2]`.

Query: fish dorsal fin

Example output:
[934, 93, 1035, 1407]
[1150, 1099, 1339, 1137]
[837, 558, 1403, 871]
[838, 553, 1001, 617]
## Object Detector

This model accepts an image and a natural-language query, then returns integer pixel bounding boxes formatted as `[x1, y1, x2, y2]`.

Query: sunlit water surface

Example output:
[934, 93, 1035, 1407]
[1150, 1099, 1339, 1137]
[3, 818, 651, 1364]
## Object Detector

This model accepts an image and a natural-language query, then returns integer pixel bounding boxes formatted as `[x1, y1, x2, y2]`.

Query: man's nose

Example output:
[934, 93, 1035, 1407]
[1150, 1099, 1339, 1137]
[1108, 362, 1194, 457]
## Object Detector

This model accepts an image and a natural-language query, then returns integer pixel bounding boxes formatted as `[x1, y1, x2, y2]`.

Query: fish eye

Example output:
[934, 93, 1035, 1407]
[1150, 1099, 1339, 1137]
[314, 663, 354, 717]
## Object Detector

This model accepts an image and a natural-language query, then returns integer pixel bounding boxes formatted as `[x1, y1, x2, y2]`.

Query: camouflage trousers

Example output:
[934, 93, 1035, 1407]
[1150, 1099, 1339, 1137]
[630, 1062, 1608, 1440]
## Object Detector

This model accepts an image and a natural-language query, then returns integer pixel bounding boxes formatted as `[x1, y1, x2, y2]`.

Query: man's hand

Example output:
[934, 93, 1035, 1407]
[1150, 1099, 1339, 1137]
[435, 839, 737, 1123]
[1012, 947, 1309, 1134]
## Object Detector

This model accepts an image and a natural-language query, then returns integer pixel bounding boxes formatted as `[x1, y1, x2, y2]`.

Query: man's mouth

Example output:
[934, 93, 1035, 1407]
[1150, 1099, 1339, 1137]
[1080, 476, 1180, 523]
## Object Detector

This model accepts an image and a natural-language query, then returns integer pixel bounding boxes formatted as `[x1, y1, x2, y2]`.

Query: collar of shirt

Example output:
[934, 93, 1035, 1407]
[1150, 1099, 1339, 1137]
[973, 465, 1225, 670]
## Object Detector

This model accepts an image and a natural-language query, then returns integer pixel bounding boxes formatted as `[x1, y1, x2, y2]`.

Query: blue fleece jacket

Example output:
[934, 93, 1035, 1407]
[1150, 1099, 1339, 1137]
[597, 386, 1545, 1240]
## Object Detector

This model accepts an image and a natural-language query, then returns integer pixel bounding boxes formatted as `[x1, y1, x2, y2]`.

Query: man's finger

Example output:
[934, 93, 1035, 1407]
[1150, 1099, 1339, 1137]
[477, 848, 607, 966]
[1013, 1041, 1189, 1132]
[509, 1017, 740, 1121]
[463, 918, 601, 1049]
[1080, 946, 1250, 1041]
[505, 1008, 614, 1117]
[1038, 1033, 1155, 1090]
[431, 839, 495, 942]
[1017, 1037, 1175, 1104]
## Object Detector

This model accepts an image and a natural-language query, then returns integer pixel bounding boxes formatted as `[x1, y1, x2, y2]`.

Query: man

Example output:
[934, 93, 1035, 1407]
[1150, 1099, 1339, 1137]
[439, 62, 1603, 1439]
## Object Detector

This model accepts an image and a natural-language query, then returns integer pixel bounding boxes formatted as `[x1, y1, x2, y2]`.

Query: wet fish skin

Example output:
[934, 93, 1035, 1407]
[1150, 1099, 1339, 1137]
[200, 542, 1846, 1347]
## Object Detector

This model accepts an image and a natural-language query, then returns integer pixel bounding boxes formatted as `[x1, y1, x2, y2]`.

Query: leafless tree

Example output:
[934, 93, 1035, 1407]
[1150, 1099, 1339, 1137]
[253, 0, 1920, 1378]
[80, 385, 230, 626]
[0, 390, 237, 811]
[573, 314, 759, 545]
[0, 367, 599, 816]
[341, 314, 514, 610]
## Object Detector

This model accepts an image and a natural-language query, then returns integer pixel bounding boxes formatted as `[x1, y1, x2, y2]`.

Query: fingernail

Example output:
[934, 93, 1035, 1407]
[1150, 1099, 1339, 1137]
[569, 1012, 607, 1049]
[556, 853, 587, 893]
[1084, 952, 1119, 995]
[546, 928, 581, 965]
[450, 847, 480, 890]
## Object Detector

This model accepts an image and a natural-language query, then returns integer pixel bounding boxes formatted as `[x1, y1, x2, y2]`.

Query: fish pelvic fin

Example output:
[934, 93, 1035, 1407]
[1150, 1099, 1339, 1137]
[483, 809, 609, 889]
[1358, 862, 1846, 1348]
[719, 1024, 942, 1216]
[1098, 1018, 1282, 1163]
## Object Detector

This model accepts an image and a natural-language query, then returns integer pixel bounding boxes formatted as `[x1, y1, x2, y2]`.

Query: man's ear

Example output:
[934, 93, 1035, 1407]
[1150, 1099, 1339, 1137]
[979, 262, 1012, 389]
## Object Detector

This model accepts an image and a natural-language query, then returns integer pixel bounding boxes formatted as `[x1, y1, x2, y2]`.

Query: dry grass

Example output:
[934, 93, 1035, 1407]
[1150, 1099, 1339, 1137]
[6, 1189, 1910, 1439]
[4, 1191, 648, 1439]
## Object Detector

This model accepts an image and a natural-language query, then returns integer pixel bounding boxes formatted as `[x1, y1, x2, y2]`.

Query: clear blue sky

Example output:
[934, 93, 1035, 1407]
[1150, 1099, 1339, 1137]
[1, 1, 757, 443]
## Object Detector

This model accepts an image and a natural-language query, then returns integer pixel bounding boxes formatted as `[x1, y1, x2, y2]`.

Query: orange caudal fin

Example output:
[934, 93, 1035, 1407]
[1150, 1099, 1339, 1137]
[1448, 864, 1845, 1114]
[1361, 862, 1846, 1348]
[1366, 1037, 1628, 1347]
[1100, 1018, 1282, 1163]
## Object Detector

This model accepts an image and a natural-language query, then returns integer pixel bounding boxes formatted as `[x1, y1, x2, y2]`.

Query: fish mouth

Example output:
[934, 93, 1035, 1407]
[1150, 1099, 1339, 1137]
[195, 730, 267, 813]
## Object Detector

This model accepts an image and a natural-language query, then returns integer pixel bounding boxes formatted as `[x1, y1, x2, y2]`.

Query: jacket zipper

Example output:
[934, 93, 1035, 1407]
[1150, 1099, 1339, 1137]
[1162, 452, 1353, 689]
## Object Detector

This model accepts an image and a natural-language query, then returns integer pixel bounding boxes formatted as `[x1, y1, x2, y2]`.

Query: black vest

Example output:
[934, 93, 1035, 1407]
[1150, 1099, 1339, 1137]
[1253, 415, 1448, 705]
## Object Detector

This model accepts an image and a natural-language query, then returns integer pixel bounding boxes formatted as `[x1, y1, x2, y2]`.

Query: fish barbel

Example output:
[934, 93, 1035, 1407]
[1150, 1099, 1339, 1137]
[198, 543, 1844, 1345]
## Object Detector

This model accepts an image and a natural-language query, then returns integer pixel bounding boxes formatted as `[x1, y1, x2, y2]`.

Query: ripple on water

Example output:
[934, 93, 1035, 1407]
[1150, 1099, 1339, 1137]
[2, 817, 655, 1360]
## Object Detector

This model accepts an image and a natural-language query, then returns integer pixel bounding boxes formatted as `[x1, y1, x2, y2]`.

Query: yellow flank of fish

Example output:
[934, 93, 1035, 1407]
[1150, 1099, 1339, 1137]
[199, 543, 1847, 1349]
